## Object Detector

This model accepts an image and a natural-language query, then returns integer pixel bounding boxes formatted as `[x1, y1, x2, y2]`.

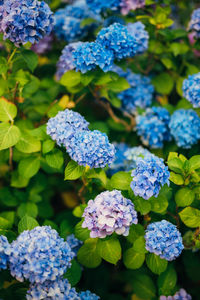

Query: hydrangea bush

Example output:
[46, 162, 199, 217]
[0, 0, 200, 299]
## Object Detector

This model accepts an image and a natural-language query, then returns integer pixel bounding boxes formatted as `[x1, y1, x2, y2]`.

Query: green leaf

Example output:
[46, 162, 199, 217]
[189, 155, 200, 171]
[0, 97, 17, 122]
[45, 149, 64, 169]
[175, 188, 195, 207]
[17, 202, 38, 218]
[97, 237, 121, 264]
[0, 57, 8, 74]
[168, 152, 178, 161]
[18, 157, 40, 178]
[170, 42, 189, 56]
[152, 72, 174, 94]
[77, 239, 102, 268]
[64, 259, 82, 286]
[169, 172, 184, 185]
[0, 123, 21, 150]
[60, 70, 81, 87]
[158, 266, 177, 295]
[132, 274, 156, 299]
[86, 169, 107, 186]
[106, 77, 130, 92]
[16, 132, 41, 153]
[110, 171, 132, 190]
[65, 160, 85, 180]
[132, 236, 147, 253]
[123, 248, 145, 269]
[0, 211, 15, 228]
[150, 195, 168, 213]
[11, 171, 30, 188]
[167, 158, 184, 174]
[134, 198, 151, 215]
[179, 207, 200, 228]
[21, 49, 38, 72]
[146, 253, 168, 275]
[42, 140, 55, 154]
[126, 224, 145, 243]
[75, 221, 90, 241]
[0, 217, 11, 229]
[18, 215, 39, 233]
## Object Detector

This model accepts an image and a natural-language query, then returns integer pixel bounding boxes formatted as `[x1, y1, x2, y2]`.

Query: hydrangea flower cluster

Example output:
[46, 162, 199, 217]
[46, 109, 89, 147]
[82, 190, 138, 238]
[0, 0, 54, 46]
[136, 107, 171, 148]
[66, 234, 83, 255]
[86, 0, 120, 13]
[0, 235, 11, 270]
[124, 146, 152, 170]
[169, 109, 200, 149]
[188, 8, 200, 38]
[79, 290, 100, 300]
[120, 0, 145, 15]
[182, 73, 200, 108]
[31, 35, 53, 55]
[110, 142, 130, 173]
[67, 130, 115, 168]
[131, 155, 170, 200]
[145, 220, 184, 261]
[9, 226, 75, 283]
[26, 278, 80, 300]
[160, 289, 192, 300]
[127, 21, 149, 54]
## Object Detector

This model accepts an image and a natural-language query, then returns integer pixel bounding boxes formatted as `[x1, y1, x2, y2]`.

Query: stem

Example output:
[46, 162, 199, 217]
[75, 93, 86, 105]
[8, 48, 17, 65]
[9, 147, 13, 171]
[78, 177, 87, 204]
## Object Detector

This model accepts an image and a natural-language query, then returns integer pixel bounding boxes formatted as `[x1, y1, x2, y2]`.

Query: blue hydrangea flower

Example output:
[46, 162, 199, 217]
[120, 0, 145, 15]
[46, 109, 89, 147]
[109, 142, 130, 173]
[189, 8, 200, 38]
[124, 146, 152, 170]
[169, 109, 200, 149]
[56, 43, 81, 80]
[72, 42, 114, 73]
[82, 190, 138, 238]
[160, 289, 192, 300]
[79, 290, 100, 300]
[182, 73, 200, 108]
[145, 220, 184, 261]
[131, 155, 170, 200]
[31, 34, 53, 55]
[66, 234, 83, 255]
[86, 0, 120, 13]
[127, 21, 149, 54]
[26, 278, 80, 300]
[0, 235, 11, 270]
[9, 226, 75, 283]
[103, 16, 125, 27]
[136, 107, 171, 148]
[1, 0, 54, 46]
[67, 130, 115, 168]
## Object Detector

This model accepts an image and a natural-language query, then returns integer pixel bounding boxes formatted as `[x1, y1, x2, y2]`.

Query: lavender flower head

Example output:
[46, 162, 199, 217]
[82, 190, 138, 238]
[79, 290, 100, 300]
[72, 42, 114, 73]
[9, 226, 75, 283]
[86, 0, 120, 13]
[46, 109, 89, 147]
[160, 288, 192, 300]
[66, 234, 83, 255]
[169, 109, 200, 149]
[67, 130, 115, 168]
[120, 0, 145, 15]
[0, 0, 54, 46]
[124, 146, 152, 170]
[31, 34, 53, 55]
[182, 72, 200, 108]
[136, 107, 171, 148]
[188, 8, 200, 38]
[26, 278, 80, 300]
[131, 154, 170, 200]
[145, 220, 184, 261]
[0, 235, 11, 270]
[109, 142, 130, 173]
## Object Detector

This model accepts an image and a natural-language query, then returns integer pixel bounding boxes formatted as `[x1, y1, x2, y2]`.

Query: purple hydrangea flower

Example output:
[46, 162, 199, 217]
[67, 130, 115, 168]
[82, 190, 138, 238]
[46, 109, 89, 147]
[169, 109, 200, 149]
[188, 8, 200, 38]
[86, 0, 120, 13]
[66, 234, 83, 255]
[136, 107, 171, 148]
[120, 0, 145, 15]
[9, 226, 75, 283]
[160, 288, 192, 300]
[0, 235, 11, 270]
[124, 146, 152, 170]
[26, 278, 80, 300]
[130, 154, 170, 200]
[182, 72, 200, 108]
[0, 0, 54, 46]
[72, 42, 114, 73]
[31, 34, 53, 55]
[145, 220, 184, 261]
[79, 290, 100, 300]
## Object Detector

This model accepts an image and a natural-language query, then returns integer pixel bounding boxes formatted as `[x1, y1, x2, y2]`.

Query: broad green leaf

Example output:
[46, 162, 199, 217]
[123, 248, 145, 269]
[132, 236, 147, 253]
[0, 123, 21, 150]
[11, 171, 30, 188]
[65, 160, 85, 180]
[167, 158, 184, 174]
[132, 274, 156, 299]
[150, 195, 168, 213]
[21, 49, 38, 72]
[169, 172, 184, 185]
[110, 171, 132, 190]
[17, 202, 38, 218]
[146, 253, 168, 275]
[106, 77, 130, 92]
[134, 198, 151, 215]
[86, 169, 107, 186]
[158, 266, 177, 295]
[189, 155, 200, 171]
[97, 237, 121, 264]
[0, 217, 11, 229]
[0, 211, 15, 228]
[16, 132, 41, 153]
[18, 215, 39, 233]
[179, 207, 200, 228]
[126, 224, 145, 243]
[75, 221, 90, 241]
[152, 72, 174, 94]
[60, 70, 81, 87]
[0, 57, 8, 74]
[42, 140, 55, 154]
[18, 157, 40, 179]
[45, 149, 64, 169]
[0, 97, 17, 122]
[175, 188, 195, 207]
[64, 259, 82, 286]
[77, 239, 102, 268]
